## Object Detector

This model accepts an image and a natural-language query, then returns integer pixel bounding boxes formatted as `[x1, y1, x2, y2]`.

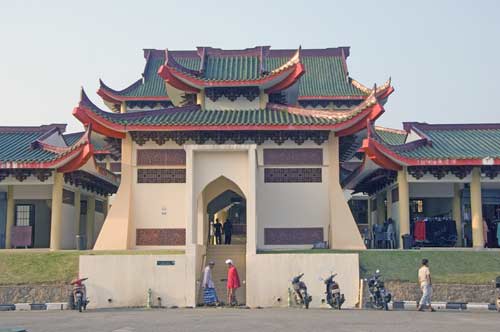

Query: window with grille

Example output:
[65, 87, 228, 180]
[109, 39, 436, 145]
[15, 204, 34, 226]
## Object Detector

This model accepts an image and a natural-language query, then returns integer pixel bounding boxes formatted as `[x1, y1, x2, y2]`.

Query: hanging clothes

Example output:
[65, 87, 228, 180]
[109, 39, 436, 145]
[414, 220, 426, 241]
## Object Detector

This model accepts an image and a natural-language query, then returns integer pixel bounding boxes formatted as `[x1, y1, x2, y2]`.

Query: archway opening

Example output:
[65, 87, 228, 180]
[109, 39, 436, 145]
[207, 189, 246, 246]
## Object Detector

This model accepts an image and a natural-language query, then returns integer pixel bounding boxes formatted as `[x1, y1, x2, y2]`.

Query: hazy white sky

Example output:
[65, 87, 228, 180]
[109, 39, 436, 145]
[1, 0, 499, 132]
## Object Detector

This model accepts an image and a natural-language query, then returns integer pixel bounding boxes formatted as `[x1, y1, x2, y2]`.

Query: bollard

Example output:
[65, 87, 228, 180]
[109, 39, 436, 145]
[287, 288, 292, 307]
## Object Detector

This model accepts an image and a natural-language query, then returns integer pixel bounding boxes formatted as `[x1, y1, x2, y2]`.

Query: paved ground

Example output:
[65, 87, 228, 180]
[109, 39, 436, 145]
[1, 308, 500, 332]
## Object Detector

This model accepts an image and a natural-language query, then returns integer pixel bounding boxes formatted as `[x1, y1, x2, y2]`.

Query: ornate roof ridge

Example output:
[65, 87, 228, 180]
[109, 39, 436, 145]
[404, 122, 500, 132]
[374, 125, 407, 135]
[0, 124, 67, 134]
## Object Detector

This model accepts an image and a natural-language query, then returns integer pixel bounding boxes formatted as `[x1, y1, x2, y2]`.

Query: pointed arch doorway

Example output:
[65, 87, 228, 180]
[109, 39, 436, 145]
[197, 176, 247, 305]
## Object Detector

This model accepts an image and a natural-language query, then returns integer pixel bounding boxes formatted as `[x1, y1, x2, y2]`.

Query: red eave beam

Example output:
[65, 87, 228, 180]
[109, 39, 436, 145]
[361, 138, 403, 171]
[158, 65, 200, 93]
[72, 106, 126, 139]
[264, 63, 305, 93]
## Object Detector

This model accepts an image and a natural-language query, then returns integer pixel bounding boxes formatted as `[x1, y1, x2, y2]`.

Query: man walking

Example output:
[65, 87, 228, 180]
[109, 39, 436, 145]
[202, 261, 218, 306]
[213, 219, 222, 245]
[417, 258, 435, 312]
[223, 218, 233, 245]
[225, 259, 240, 305]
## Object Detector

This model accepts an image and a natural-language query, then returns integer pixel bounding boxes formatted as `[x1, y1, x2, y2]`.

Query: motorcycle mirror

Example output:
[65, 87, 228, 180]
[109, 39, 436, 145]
[376, 269, 380, 274]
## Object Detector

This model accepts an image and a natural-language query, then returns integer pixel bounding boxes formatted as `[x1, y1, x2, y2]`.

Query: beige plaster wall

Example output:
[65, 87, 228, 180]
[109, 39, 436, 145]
[80, 255, 187, 308]
[205, 95, 260, 111]
[246, 253, 360, 308]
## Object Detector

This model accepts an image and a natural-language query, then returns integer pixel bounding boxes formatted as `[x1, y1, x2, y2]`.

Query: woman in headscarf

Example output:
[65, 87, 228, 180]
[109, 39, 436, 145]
[202, 261, 218, 306]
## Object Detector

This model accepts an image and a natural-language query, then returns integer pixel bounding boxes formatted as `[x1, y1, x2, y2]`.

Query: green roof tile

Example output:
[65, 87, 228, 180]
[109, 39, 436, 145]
[399, 128, 500, 159]
[103, 49, 369, 99]
[0, 132, 57, 163]
[266, 56, 367, 98]
[374, 128, 407, 145]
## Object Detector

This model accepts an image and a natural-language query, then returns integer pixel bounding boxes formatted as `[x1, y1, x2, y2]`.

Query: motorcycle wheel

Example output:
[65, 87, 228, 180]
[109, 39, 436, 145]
[334, 294, 341, 310]
[77, 298, 82, 312]
[303, 290, 309, 309]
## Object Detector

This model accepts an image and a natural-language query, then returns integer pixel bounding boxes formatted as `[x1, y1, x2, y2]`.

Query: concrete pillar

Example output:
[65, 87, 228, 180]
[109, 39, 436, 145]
[246, 146, 257, 254]
[74, 190, 81, 236]
[105, 156, 111, 171]
[197, 89, 205, 111]
[120, 101, 127, 114]
[470, 167, 484, 248]
[452, 183, 462, 247]
[376, 193, 385, 224]
[397, 167, 410, 248]
[259, 90, 269, 109]
[367, 197, 372, 230]
[49, 172, 64, 251]
[5, 185, 14, 249]
[386, 189, 393, 220]
[86, 195, 96, 249]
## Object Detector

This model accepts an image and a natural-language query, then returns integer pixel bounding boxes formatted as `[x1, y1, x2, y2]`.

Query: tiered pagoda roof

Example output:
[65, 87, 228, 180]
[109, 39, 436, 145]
[75, 86, 392, 139]
[97, 46, 386, 109]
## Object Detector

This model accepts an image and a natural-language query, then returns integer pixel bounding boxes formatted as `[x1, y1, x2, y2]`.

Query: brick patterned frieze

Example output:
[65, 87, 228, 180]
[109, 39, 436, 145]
[264, 168, 322, 183]
[137, 149, 186, 166]
[263, 148, 323, 165]
[137, 169, 186, 183]
[136, 228, 186, 246]
[264, 227, 324, 245]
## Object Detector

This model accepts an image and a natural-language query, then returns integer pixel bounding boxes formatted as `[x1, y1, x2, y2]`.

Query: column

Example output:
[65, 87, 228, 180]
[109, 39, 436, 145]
[452, 183, 462, 247]
[366, 197, 372, 248]
[197, 89, 205, 111]
[74, 189, 81, 248]
[259, 89, 269, 109]
[397, 167, 410, 248]
[246, 146, 257, 254]
[470, 167, 484, 248]
[50, 172, 64, 251]
[105, 156, 111, 171]
[120, 101, 127, 114]
[376, 193, 385, 224]
[386, 189, 393, 220]
[5, 185, 14, 249]
[86, 195, 96, 249]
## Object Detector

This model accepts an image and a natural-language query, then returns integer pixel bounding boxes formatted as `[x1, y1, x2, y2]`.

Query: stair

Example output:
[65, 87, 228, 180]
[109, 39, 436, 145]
[204, 245, 246, 305]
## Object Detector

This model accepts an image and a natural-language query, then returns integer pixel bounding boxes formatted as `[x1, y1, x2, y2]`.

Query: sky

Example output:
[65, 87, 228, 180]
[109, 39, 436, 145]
[0, 0, 499, 132]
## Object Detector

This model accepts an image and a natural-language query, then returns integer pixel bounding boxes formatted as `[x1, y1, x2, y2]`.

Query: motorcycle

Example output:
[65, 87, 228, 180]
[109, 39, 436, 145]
[323, 273, 345, 310]
[70, 277, 89, 312]
[366, 270, 391, 310]
[290, 273, 312, 309]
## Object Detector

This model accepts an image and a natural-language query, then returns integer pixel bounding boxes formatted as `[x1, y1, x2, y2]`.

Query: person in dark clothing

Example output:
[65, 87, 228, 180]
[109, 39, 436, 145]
[214, 219, 222, 245]
[223, 219, 233, 245]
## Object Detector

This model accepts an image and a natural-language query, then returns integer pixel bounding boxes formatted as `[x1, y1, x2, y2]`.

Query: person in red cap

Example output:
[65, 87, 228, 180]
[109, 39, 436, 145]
[225, 259, 240, 305]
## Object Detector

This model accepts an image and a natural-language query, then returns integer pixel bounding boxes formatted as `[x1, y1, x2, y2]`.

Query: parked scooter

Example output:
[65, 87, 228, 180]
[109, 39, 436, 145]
[323, 273, 345, 309]
[290, 273, 312, 309]
[70, 277, 89, 312]
[366, 270, 391, 310]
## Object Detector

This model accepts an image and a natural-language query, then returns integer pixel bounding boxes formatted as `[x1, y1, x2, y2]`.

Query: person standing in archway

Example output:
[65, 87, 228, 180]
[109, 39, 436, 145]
[214, 219, 223, 245]
[223, 218, 233, 245]
[225, 259, 240, 305]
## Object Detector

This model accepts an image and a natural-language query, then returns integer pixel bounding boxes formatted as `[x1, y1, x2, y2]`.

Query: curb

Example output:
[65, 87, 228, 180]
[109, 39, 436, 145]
[0, 303, 68, 311]
[389, 301, 498, 311]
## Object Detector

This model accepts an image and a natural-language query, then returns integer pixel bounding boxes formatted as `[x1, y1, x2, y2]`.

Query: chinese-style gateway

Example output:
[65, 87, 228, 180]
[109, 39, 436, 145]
[1, 45, 500, 307]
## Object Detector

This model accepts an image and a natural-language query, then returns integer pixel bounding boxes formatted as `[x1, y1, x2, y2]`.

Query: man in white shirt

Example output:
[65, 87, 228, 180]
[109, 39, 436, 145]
[202, 261, 218, 305]
[417, 258, 435, 312]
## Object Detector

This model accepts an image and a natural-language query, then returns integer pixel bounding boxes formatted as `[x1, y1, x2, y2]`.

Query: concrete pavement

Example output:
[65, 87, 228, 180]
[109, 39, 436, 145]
[1, 308, 500, 332]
